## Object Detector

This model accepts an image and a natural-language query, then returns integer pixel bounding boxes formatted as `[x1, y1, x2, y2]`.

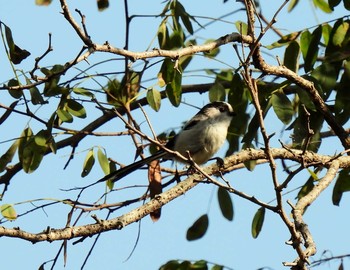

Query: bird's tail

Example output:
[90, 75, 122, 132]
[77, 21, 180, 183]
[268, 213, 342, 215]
[97, 150, 166, 183]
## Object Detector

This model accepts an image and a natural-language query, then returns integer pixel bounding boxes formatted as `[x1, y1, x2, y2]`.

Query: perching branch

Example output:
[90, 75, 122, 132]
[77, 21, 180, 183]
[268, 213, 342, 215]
[0, 148, 347, 243]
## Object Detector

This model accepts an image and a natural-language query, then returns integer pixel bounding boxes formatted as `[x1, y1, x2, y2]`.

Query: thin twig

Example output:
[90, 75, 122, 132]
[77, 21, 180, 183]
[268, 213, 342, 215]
[30, 33, 53, 80]
[138, 103, 158, 139]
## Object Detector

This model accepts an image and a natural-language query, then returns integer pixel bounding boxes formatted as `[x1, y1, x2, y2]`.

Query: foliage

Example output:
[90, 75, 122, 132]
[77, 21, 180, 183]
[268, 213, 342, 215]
[1, 0, 350, 269]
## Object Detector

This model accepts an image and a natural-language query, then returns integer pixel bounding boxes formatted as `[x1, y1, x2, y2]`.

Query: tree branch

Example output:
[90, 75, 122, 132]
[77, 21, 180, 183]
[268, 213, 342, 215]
[0, 148, 347, 243]
[286, 160, 340, 269]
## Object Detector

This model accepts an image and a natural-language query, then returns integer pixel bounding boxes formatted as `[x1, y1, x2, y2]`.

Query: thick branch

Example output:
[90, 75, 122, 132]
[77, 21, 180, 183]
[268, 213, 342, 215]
[59, 0, 252, 62]
[93, 33, 252, 61]
[0, 148, 347, 243]
[251, 40, 350, 150]
[0, 164, 205, 243]
[289, 160, 340, 269]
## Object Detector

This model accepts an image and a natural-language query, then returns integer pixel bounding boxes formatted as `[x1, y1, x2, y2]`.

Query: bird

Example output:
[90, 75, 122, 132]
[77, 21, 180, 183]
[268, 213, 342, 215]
[98, 101, 235, 184]
[97, 101, 235, 220]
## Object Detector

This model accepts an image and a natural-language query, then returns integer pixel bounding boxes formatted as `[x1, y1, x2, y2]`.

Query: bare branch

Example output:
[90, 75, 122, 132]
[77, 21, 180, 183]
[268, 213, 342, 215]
[286, 161, 340, 269]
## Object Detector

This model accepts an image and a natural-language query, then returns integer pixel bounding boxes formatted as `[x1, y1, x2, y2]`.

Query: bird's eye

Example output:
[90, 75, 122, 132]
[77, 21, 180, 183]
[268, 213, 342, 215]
[219, 106, 226, 112]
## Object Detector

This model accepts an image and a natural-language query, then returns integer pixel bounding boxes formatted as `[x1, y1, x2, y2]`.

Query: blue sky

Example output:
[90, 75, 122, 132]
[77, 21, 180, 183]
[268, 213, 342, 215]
[1, 1, 350, 270]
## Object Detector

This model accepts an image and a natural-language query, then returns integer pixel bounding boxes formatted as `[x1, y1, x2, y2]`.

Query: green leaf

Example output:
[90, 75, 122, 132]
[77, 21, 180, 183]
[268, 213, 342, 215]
[332, 21, 350, 46]
[266, 32, 301, 49]
[271, 91, 294, 125]
[325, 19, 348, 58]
[10, 44, 30, 64]
[242, 143, 257, 171]
[307, 167, 319, 180]
[72, 87, 95, 98]
[18, 128, 45, 173]
[44, 86, 68, 97]
[329, 0, 341, 9]
[66, 99, 87, 118]
[81, 149, 95, 177]
[20, 129, 50, 173]
[106, 79, 121, 105]
[226, 75, 249, 155]
[216, 69, 233, 82]
[203, 39, 220, 58]
[228, 73, 247, 111]
[297, 178, 315, 200]
[0, 100, 18, 125]
[284, 41, 300, 72]
[234, 20, 248, 35]
[159, 260, 181, 270]
[211, 265, 224, 270]
[4, 24, 30, 64]
[332, 169, 350, 205]
[0, 140, 19, 173]
[18, 127, 33, 163]
[170, 1, 180, 30]
[180, 13, 194, 35]
[121, 71, 141, 101]
[7, 79, 23, 99]
[345, 0, 350, 10]
[241, 115, 259, 146]
[34, 129, 50, 147]
[106, 161, 116, 190]
[300, 30, 312, 60]
[105, 71, 141, 106]
[186, 214, 209, 241]
[179, 49, 193, 71]
[4, 24, 15, 52]
[313, 0, 332, 12]
[292, 103, 323, 151]
[217, 187, 234, 221]
[35, 0, 52, 5]
[209, 82, 226, 102]
[97, 148, 110, 175]
[160, 59, 173, 84]
[191, 260, 208, 270]
[21, 143, 45, 173]
[160, 1, 170, 16]
[288, 0, 299, 11]
[56, 108, 73, 123]
[252, 207, 265, 238]
[1, 204, 17, 221]
[296, 88, 316, 111]
[157, 21, 169, 49]
[147, 88, 162, 112]
[243, 159, 256, 171]
[163, 61, 182, 107]
[304, 26, 322, 72]
[322, 23, 332, 46]
[311, 62, 339, 94]
[42, 65, 66, 97]
[168, 29, 185, 49]
[29, 85, 45, 105]
[335, 61, 350, 124]
[176, 1, 197, 35]
[97, 0, 109, 11]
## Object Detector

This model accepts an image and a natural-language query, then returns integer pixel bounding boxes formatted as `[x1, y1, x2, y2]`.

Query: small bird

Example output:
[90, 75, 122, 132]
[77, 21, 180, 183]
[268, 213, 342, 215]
[98, 101, 235, 220]
[99, 101, 235, 183]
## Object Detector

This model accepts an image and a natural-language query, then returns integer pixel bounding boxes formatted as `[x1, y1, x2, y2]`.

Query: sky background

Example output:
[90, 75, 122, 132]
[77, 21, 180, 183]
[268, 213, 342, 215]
[1, 1, 350, 270]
